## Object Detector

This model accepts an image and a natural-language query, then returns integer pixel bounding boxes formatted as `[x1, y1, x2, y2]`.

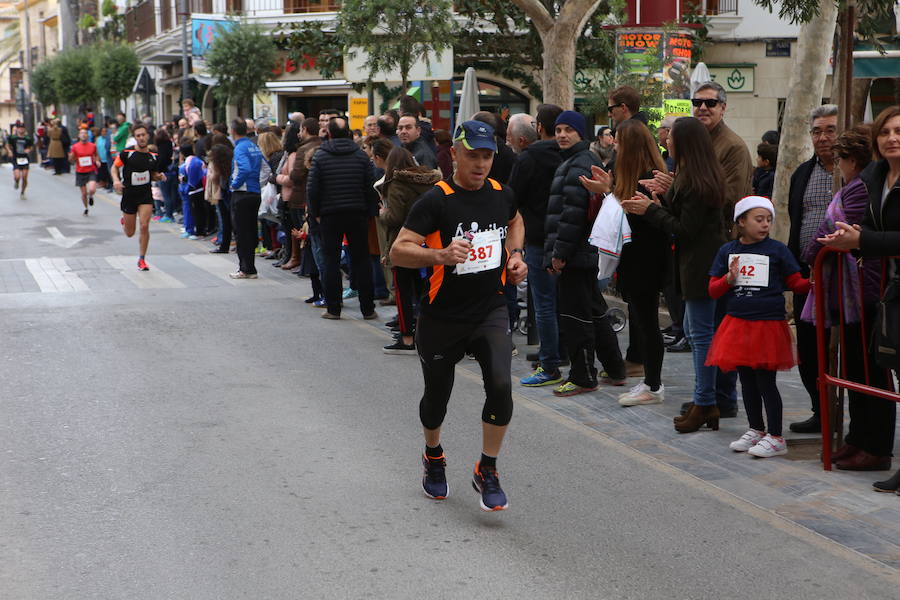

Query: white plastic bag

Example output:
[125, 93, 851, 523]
[588, 193, 632, 280]
[259, 183, 278, 216]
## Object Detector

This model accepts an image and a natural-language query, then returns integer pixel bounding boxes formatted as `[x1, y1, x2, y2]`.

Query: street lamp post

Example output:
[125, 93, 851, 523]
[179, 0, 190, 102]
[22, 0, 34, 132]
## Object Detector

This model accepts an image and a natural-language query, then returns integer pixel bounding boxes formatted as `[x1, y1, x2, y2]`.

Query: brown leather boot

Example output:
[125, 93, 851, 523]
[281, 237, 301, 270]
[674, 403, 693, 424]
[830, 443, 860, 464]
[835, 450, 892, 471]
[674, 404, 720, 433]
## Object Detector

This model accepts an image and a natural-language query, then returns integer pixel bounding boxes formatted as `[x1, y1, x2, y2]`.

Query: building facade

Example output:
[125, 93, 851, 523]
[0, 0, 60, 130]
[125, 0, 537, 131]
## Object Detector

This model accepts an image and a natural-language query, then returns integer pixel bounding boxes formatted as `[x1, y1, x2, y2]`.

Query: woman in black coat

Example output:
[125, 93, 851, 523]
[608, 120, 669, 406]
[622, 117, 727, 432]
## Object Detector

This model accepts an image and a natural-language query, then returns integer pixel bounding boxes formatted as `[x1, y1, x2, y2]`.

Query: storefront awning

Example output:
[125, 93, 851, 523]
[158, 73, 219, 88]
[853, 46, 900, 79]
[265, 80, 350, 93]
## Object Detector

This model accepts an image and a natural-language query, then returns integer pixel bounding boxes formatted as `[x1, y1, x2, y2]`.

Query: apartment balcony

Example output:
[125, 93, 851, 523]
[682, 0, 741, 37]
[128, 0, 341, 66]
[125, 0, 157, 44]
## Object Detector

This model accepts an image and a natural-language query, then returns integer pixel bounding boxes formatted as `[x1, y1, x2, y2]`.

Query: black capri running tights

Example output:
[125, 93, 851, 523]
[416, 305, 513, 429]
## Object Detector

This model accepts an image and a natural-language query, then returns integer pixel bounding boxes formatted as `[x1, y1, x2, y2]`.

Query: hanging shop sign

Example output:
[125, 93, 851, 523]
[615, 30, 693, 99]
[707, 65, 755, 93]
[349, 97, 368, 131]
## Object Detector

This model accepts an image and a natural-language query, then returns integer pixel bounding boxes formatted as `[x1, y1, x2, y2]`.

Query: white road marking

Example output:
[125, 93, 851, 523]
[105, 255, 186, 289]
[182, 254, 278, 285]
[24, 258, 89, 292]
[40, 226, 84, 249]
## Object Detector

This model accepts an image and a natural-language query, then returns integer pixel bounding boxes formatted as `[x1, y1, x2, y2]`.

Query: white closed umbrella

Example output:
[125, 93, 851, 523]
[690, 62, 711, 96]
[456, 67, 481, 128]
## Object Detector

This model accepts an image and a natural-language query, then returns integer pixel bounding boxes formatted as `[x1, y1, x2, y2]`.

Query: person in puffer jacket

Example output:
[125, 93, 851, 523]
[307, 116, 379, 319]
[543, 110, 603, 397]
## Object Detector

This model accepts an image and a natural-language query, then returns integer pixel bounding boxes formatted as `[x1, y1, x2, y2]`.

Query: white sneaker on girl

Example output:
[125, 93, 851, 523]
[748, 434, 788, 458]
[730, 430, 765, 452]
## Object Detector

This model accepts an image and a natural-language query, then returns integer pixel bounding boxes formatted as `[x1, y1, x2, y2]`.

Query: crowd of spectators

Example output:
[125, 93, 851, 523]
[10, 90, 898, 493]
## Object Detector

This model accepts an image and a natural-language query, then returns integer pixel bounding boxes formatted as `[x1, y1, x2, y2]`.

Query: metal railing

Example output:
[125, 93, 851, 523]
[681, 0, 738, 16]
[127, 0, 341, 41]
[184, 0, 340, 18]
[813, 247, 900, 470]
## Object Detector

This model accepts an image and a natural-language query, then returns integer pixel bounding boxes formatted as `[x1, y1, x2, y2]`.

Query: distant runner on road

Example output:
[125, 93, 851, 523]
[111, 124, 164, 271]
[69, 127, 100, 216]
[7, 123, 33, 198]
[390, 120, 528, 512]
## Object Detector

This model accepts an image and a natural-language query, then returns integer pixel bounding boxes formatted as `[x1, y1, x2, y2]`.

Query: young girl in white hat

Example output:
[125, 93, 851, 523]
[706, 196, 810, 457]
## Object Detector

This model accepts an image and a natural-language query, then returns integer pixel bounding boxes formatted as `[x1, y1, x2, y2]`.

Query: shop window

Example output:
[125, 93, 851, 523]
[9, 67, 22, 100]
[284, 0, 341, 13]
[451, 78, 530, 119]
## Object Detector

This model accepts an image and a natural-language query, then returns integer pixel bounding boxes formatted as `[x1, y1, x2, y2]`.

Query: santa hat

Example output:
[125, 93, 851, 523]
[734, 196, 775, 222]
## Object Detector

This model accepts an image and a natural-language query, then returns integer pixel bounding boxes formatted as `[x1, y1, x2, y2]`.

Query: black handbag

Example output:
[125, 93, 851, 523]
[873, 277, 900, 370]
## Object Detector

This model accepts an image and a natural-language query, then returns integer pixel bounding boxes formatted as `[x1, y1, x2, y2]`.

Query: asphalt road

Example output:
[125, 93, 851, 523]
[1, 165, 898, 599]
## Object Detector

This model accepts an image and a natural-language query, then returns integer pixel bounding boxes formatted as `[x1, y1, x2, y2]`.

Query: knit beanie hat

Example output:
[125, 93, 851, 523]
[554, 110, 588, 141]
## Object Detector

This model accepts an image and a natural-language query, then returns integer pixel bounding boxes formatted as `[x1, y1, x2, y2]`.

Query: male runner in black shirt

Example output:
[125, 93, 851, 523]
[7, 124, 33, 197]
[390, 121, 527, 512]
[111, 124, 165, 271]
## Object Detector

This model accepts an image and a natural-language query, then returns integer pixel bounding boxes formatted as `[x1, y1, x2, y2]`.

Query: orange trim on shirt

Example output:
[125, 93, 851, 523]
[487, 178, 502, 191]
[113, 154, 124, 168]
[425, 230, 444, 303]
[435, 180, 454, 195]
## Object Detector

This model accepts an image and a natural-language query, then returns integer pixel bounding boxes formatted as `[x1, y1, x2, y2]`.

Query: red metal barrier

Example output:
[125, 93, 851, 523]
[813, 247, 900, 470]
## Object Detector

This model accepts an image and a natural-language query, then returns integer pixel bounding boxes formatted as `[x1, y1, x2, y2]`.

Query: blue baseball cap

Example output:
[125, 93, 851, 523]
[453, 120, 496, 152]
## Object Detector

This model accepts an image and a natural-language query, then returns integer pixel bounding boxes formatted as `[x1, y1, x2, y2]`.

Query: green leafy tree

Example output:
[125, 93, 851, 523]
[754, 0, 895, 46]
[206, 20, 278, 115]
[92, 43, 140, 106]
[31, 59, 58, 107]
[338, 0, 457, 90]
[51, 47, 99, 108]
[278, 21, 344, 81]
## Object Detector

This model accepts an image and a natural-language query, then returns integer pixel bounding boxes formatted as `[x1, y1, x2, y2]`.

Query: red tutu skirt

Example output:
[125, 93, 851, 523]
[705, 315, 797, 372]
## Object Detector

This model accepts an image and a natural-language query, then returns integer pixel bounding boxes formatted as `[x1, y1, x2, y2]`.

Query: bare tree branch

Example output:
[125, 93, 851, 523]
[509, 0, 554, 33]
[558, 0, 603, 31]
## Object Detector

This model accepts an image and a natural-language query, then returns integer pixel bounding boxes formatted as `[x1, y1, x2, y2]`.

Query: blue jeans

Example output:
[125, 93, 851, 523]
[683, 298, 717, 406]
[160, 176, 177, 219]
[309, 225, 328, 302]
[714, 297, 739, 410]
[371, 255, 388, 298]
[525, 244, 560, 372]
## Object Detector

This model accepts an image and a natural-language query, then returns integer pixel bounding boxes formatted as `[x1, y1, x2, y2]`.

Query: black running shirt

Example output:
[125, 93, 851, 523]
[9, 135, 32, 166]
[114, 148, 159, 202]
[404, 178, 516, 322]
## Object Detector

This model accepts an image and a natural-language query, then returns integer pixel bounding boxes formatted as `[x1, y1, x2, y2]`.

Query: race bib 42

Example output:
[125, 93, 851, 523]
[729, 253, 770, 287]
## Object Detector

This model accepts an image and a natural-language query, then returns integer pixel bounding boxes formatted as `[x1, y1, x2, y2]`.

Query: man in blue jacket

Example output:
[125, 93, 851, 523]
[229, 118, 264, 279]
[307, 116, 379, 320]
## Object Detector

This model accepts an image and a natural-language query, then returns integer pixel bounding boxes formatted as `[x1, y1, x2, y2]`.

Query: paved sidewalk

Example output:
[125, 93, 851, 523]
[509, 327, 900, 569]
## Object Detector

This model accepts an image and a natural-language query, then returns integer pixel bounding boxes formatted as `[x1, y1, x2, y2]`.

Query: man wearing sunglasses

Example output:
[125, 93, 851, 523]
[691, 81, 753, 228]
[607, 86, 648, 128]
